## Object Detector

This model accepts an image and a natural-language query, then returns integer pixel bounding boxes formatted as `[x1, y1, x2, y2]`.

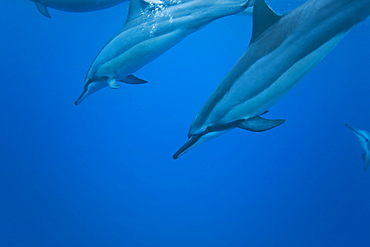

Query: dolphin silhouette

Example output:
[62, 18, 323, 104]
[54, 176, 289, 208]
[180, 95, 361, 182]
[173, 0, 370, 159]
[345, 124, 370, 171]
[74, 0, 251, 105]
[30, 0, 128, 17]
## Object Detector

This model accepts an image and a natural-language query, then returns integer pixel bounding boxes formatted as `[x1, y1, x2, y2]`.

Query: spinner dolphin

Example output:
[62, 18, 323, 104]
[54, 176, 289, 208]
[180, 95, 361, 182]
[174, 0, 370, 159]
[74, 0, 251, 105]
[345, 124, 370, 171]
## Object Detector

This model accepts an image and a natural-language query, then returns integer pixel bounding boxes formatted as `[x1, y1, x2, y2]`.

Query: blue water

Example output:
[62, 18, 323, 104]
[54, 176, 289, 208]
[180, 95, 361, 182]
[1, 1, 370, 246]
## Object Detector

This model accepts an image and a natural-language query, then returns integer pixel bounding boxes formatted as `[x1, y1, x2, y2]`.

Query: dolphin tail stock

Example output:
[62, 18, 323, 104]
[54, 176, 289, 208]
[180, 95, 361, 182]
[35, 2, 51, 18]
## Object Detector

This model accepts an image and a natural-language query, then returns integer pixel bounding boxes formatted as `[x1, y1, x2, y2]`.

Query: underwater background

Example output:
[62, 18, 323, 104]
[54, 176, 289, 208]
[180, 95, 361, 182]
[1, 1, 370, 246]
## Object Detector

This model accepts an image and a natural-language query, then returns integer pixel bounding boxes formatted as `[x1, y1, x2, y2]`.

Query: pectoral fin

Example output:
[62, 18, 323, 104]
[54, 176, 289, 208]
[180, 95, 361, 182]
[35, 3, 51, 18]
[238, 116, 285, 132]
[107, 78, 120, 89]
[123, 75, 148, 84]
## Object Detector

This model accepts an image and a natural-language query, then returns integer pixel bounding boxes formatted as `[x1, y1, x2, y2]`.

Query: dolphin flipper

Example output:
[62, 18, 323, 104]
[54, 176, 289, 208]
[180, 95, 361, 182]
[107, 78, 120, 89]
[35, 2, 51, 18]
[122, 75, 148, 85]
[238, 116, 285, 132]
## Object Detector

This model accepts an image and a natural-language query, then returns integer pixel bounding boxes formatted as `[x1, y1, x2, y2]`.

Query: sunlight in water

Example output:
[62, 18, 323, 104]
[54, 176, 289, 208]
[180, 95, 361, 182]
[140, 0, 183, 36]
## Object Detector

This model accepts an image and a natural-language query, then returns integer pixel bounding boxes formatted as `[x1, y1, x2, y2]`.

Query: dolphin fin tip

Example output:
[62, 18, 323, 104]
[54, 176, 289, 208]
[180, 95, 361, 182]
[250, 0, 281, 44]
[123, 75, 148, 85]
[35, 2, 51, 18]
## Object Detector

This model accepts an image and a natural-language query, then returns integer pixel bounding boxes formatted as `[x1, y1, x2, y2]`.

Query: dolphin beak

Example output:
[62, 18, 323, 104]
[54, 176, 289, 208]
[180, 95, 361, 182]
[173, 135, 201, 159]
[74, 80, 108, 105]
[344, 123, 364, 137]
[74, 88, 88, 105]
[173, 130, 229, 159]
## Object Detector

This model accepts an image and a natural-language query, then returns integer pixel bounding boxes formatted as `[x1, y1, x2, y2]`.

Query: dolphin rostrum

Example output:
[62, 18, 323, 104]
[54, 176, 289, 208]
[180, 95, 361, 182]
[173, 0, 370, 159]
[30, 0, 128, 17]
[345, 124, 370, 171]
[74, 0, 251, 105]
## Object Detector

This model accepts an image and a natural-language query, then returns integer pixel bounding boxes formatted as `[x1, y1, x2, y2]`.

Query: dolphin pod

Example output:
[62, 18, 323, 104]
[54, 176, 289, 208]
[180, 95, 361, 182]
[21, 0, 370, 161]
[173, 0, 370, 159]
[74, 0, 251, 105]
[30, 0, 128, 17]
[345, 124, 370, 171]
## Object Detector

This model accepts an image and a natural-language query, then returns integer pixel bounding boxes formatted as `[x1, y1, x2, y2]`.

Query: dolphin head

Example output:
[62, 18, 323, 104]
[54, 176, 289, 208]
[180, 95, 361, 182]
[174, 111, 285, 159]
[173, 111, 241, 159]
[74, 78, 109, 105]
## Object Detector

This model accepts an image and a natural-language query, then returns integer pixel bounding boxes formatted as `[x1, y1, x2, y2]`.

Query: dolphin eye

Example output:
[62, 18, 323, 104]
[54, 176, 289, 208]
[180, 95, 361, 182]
[197, 126, 212, 136]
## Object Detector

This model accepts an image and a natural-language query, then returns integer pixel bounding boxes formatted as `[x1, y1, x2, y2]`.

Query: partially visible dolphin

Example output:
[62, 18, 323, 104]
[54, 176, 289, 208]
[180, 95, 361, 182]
[30, 0, 128, 17]
[173, 0, 370, 159]
[345, 124, 370, 171]
[74, 0, 251, 105]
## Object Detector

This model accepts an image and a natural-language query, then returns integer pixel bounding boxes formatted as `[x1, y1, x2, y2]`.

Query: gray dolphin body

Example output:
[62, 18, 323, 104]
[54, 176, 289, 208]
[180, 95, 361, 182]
[173, 0, 370, 159]
[74, 0, 251, 105]
[30, 0, 127, 17]
[345, 124, 370, 171]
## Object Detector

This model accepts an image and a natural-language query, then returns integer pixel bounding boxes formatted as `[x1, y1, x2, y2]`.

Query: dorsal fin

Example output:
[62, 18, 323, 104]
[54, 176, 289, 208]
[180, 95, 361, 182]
[126, 0, 150, 23]
[250, 0, 282, 44]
